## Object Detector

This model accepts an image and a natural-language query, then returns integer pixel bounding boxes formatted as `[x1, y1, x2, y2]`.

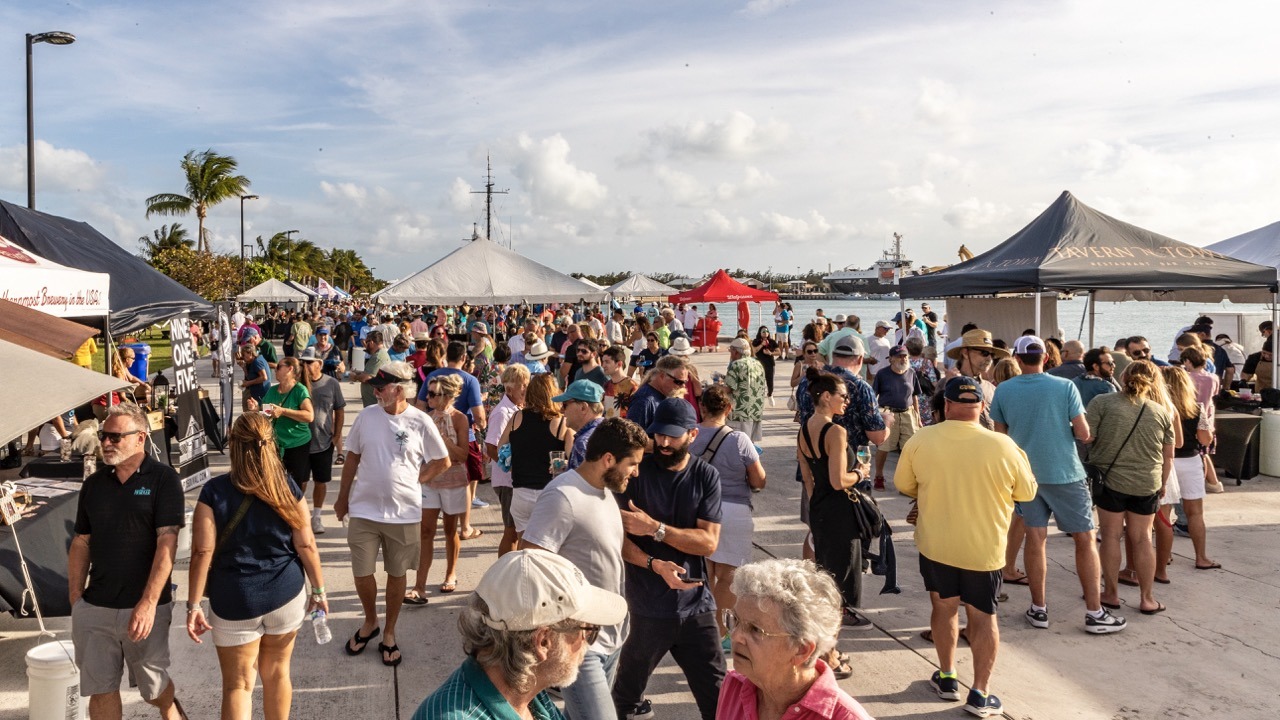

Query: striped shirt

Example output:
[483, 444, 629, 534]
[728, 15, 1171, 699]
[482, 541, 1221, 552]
[412, 657, 564, 720]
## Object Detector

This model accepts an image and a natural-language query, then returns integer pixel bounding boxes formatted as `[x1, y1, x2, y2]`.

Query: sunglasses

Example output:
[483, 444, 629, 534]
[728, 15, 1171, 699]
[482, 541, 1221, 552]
[1131, 349, 1150, 357]
[425, 391, 444, 398]
[665, 373, 688, 387]
[805, 349, 818, 355]
[557, 623, 601, 645]
[99, 430, 143, 444]
[968, 349, 992, 358]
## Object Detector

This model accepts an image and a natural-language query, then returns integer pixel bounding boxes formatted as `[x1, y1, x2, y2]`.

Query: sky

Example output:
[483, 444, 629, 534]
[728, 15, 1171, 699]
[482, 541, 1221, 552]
[2, 0, 1279, 285]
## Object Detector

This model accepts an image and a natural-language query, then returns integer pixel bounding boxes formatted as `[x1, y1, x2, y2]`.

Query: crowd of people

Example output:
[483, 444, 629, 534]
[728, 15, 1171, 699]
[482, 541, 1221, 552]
[62, 298, 1268, 720]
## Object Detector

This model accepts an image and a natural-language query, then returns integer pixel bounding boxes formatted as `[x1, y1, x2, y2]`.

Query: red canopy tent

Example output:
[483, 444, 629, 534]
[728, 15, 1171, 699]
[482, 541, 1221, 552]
[668, 270, 779, 347]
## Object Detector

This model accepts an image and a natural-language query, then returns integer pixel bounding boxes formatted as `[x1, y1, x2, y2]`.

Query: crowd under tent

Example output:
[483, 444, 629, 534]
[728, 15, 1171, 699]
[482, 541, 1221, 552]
[374, 236, 608, 305]
[0, 199, 211, 335]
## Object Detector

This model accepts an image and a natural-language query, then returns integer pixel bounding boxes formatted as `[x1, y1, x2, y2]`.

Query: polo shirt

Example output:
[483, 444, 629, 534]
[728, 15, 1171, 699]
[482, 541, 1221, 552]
[74, 455, 185, 609]
[618, 455, 722, 620]
[716, 661, 875, 720]
[412, 657, 563, 720]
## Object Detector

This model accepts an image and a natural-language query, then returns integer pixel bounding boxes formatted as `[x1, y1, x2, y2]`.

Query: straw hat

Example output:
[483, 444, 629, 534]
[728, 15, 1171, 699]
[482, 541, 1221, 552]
[945, 329, 1010, 360]
[525, 340, 554, 361]
[668, 337, 695, 356]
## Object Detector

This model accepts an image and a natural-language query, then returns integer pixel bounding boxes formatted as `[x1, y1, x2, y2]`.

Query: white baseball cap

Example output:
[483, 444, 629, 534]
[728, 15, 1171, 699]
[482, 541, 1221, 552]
[476, 550, 627, 632]
[1012, 335, 1046, 355]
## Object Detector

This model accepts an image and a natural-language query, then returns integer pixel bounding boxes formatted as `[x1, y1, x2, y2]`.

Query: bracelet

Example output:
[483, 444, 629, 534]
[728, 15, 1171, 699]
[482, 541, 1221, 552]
[186, 601, 202, 613]
[311, 586, 325, 595]
[646, 556, 655, 571]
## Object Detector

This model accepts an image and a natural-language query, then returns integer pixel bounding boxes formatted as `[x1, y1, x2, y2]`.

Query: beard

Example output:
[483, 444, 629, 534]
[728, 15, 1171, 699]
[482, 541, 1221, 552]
[652, 439, 692, 470]
[101, 447, 123, 466]
[602, 464, 631, 493]
[544, 634, 583, 688]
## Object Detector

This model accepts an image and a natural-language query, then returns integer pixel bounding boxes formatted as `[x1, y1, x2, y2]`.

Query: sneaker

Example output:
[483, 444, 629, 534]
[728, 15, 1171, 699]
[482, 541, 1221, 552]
[472, 497, 490, 508]
[1085, 608, 1127, 634]
[1024, 606, 1049, 629]
[873, 476, 886, 491]
[1172, 524, 1191, 538]
[930, 671, 960, 701]
[842, 609, 872, 627]
[964, 688, 1003, 717]
[624, 699, 654, 719]
[311, 512, 325, 535]
[721, 634, 733, 655]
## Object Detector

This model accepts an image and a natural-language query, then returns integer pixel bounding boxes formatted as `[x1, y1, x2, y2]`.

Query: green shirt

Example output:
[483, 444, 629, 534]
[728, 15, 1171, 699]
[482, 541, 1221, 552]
[1085, 393, 1173, 497]
[263, 382, 312, 450]
[726, 356, 767, 422]
[257, 340, 278, 366]
[412, 657, 564, 720]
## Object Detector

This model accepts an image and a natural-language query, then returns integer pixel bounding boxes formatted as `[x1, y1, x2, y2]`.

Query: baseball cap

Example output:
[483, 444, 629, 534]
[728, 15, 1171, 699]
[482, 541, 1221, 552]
[1012, 335, 1046, 355]
[729, 338, 751, 354]
[832, 335, 865, 357]
[944, 376, 984, 403]
[647, 397, 698, 438]
[317, 326, 330, 334]
[476, 549, 627, 632]
[242, 327, 260, 338]
[297, 347, 322, 363]
[366, 363, 415, 387]
[553, 380, 604, 404]
[889, 345, 908, 358]
[875, 320, 892, 330]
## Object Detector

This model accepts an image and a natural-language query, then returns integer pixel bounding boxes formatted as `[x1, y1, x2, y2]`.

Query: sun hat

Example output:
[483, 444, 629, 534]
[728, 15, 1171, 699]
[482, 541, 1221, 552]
[471, 322, 489, 335]
[831, 335, 865, 357]
[1012, 335, 1046, 355]
[553, 379, 604, 404]
[833, 313, 847, 323]
[944, 376, 984, 404]
[412, 331, 430, 342]
[476, 549, 627, 632]
[945, 329, 1011, 360]
[646, 398, 698, 438]
[667, 337, 695, 356]
[525, 340, 554, 361]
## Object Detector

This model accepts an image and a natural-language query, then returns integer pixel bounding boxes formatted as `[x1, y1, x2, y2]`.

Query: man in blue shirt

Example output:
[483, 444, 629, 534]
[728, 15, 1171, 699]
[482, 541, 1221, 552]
[626, 356, 688, 432]
[991, 336, 1126, 635]
[1072, 348, 1119, 408]
[555, 380, 604, 470]
[612, 399, 724, 720]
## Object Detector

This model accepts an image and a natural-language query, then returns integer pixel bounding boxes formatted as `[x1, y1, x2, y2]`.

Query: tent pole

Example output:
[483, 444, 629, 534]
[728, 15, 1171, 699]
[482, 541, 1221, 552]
[1273, 291, 1278, 393]
[1088, 293, 1096, 348]
[1034, 289, 1042, 338]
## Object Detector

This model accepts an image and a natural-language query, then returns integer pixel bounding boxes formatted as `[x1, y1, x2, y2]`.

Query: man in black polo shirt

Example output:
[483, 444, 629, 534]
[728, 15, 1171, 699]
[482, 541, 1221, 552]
[612, 398, 724, 720]
[69, 403, 187, 719]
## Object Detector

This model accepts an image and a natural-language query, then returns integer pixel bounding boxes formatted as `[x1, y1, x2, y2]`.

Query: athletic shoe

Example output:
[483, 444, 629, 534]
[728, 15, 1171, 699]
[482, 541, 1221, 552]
[624, 699, 654, 719]
[311, 512, 325, 535]
[1172, 524, 1191, 538]
[930, 671, 960, 701]
[873, 476, 886, 491]
[1085, 608, 1127, 634]
[472, 497, 489, 508]
[1025, 606, 1049, 629]
[964, 689, 1003, 717]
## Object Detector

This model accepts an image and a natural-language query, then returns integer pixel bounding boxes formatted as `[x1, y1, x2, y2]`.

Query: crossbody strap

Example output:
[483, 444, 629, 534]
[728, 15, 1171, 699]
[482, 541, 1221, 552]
[1101, 403, 1147, 474]
[212, 494, 255, 562]
[700, 425, 734, 463]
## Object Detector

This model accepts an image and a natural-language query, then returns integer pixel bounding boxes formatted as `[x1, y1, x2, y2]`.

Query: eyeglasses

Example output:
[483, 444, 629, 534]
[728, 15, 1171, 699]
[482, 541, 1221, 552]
[556, 623, 601, 645]
[664, 373, 688, 387]
[723, 609, 790, 641]
[99, 430, 143, 444]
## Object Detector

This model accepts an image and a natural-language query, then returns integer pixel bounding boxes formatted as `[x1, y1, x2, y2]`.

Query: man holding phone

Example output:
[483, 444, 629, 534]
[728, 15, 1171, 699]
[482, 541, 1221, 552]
[612, 399, 724, 720]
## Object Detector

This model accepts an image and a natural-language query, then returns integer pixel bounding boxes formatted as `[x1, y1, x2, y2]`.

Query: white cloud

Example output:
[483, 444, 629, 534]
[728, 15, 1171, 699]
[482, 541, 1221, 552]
[0, 141, 105, 196]
[760, 210, 837, 242]
[449, 178, 475, 212]
[739, 0, 800, 19]
[509, 133, 608, 214]
[318, 181, 436, 253]
[914, 78, 970, 131]
[655, 166, 710, 206]
[888, 180, 939, 206]
[944, 198, 1011, 231]
[716, 166, 778, 201]
[701, 209, 753, 240]
[642, 111, 791, 161]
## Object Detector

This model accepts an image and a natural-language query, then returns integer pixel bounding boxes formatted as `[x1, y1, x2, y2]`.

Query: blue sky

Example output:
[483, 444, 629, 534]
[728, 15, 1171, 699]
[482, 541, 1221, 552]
[1, 0, 1278, 284]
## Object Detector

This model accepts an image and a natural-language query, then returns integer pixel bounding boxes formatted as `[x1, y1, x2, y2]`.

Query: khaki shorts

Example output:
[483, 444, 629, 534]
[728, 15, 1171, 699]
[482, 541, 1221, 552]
[347, 517, 421, 577]
[879, 406, 919, 452]
[72, 599, 173, 700]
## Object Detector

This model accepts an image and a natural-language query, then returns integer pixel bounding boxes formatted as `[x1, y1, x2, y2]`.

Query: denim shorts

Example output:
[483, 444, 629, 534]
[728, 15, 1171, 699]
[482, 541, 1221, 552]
[1015, 479, 1095, 533]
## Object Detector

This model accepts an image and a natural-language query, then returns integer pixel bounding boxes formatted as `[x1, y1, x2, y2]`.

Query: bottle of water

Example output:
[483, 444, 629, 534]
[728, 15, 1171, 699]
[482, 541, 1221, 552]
[312, 610, 332, 645]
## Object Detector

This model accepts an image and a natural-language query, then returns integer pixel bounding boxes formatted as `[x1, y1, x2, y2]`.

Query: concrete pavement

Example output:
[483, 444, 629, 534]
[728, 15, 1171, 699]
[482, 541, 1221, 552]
[2, 346, 1278, 719]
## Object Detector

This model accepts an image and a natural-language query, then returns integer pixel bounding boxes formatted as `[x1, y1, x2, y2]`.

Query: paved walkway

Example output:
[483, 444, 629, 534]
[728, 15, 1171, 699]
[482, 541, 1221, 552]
[2, 347, 1277, 718]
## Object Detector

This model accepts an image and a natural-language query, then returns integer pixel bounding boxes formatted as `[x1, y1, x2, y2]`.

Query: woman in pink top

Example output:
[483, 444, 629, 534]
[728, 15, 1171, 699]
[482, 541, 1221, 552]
[1180, 346, 1226, 493]
[717, 559, 875, 720]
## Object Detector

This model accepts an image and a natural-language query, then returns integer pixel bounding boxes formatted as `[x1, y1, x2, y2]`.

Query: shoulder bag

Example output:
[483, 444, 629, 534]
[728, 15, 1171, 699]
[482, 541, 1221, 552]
[1084, 403, 1146, 501]
[202, 493, 255, 598]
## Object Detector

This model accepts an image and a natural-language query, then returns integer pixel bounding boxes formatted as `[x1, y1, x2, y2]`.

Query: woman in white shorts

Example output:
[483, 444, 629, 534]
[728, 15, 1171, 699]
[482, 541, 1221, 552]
[407, 374, 471, 602]
[690, 385, 766, 652]
[185, 412, 327, 719]
[1159, 366, 1220, 578]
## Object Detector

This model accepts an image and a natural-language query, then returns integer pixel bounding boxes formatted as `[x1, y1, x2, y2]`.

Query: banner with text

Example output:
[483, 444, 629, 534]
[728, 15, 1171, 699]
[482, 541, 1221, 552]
[169, 316, 209, 490]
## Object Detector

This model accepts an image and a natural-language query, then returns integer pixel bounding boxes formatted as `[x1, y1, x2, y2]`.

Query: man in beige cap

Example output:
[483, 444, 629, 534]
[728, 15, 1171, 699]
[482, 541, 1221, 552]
[725, 337, 767, 442]
[412, 549, 627, 720]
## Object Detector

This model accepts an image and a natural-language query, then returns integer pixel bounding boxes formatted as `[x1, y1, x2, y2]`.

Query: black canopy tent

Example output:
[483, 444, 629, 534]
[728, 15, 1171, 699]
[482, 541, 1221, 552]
[900, 191, 1280, 343]
[0, 199, 212, 335]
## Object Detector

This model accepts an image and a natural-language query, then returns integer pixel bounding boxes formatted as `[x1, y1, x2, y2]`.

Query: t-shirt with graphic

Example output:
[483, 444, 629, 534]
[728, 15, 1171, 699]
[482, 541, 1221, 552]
[345, 404, 448, 523]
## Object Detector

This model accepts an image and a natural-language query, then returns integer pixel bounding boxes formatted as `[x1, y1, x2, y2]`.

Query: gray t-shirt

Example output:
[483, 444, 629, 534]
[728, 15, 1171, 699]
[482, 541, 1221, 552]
[521, 469, 628, 654]
[308, 374, 347, 453]
[689, 426, 760, 507]
[360, 349, 391, 407]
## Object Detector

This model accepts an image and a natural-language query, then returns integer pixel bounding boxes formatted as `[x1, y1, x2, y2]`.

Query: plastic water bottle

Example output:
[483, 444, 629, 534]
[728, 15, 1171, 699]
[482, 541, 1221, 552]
[312, 610, 332, 645]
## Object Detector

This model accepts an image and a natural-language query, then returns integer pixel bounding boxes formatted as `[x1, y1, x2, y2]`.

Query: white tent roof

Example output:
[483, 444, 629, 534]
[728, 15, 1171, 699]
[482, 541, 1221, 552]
[1207, 221, 1280, 271]
[605, 273, 677, 299]
[375, 238, 608, 304]
[0, 233, 110, 317]
[285, 280, 320, 298]
[237, 278, 309, 303]
[0, 339, 129, 444]
[579, 277, 606, 291]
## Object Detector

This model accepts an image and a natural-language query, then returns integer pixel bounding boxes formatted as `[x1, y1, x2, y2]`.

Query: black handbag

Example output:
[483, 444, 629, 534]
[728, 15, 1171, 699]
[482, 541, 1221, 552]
[1084, 404, 1146, 501]
[843, 443, 884, 542]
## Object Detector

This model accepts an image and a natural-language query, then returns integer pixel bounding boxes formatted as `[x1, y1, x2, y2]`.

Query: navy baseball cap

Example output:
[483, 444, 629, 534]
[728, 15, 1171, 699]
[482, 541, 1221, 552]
[646, 398, 698, 438]
[944, 376, 984, 403]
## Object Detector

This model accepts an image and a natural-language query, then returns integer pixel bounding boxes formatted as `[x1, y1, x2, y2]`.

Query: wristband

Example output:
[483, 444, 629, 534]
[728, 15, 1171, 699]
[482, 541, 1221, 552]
[646, 556, 655, 571]
[186, 601, 202, 613]
[311, 586, 325, 595]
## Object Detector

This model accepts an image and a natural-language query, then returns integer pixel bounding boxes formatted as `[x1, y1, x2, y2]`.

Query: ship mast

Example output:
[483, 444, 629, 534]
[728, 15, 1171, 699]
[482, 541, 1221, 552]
[891, 232, 903, 262]
[470, 155, 509, 246]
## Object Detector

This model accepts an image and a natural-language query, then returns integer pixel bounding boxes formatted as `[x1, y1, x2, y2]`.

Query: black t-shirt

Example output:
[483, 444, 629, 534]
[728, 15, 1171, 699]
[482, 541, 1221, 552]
[574, 365, 609, 390]
[332, 321, 352, 350]
[618, 455, 722, 619]
[923, 311, 939, 342]
[1244, 352, 1263, 376]
[75, 455, 186, 609]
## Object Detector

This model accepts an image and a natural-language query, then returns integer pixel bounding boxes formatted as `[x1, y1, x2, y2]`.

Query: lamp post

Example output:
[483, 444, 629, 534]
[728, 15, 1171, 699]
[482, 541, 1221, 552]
[239, 194, 259, 291]
[284, 230, 299, 280]
[26, 30, 76, 209]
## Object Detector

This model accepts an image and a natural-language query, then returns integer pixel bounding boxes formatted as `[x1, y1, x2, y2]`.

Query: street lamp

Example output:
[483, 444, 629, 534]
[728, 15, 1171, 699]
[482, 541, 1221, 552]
[26, 30, 76, 209]
[239, 194, 259, 291]
[284, 230, 299, 280]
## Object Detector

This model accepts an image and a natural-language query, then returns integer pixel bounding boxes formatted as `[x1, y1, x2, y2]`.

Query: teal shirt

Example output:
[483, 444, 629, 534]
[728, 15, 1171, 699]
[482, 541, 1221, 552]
[412, 657, 564, 720]
[989, 372, 1086, 485]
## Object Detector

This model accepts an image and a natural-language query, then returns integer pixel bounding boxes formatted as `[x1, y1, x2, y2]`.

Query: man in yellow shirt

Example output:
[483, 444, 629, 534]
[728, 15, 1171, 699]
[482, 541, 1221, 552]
[72, 337, 98, 369]
[896, 376, 1037, 718]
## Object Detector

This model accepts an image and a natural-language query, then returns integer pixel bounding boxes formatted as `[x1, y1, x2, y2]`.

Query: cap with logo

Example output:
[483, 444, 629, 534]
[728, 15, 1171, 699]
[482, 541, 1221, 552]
[476, 549, 627, 632]
[889, 345, 908, 358]
[944, 376, 984, 404]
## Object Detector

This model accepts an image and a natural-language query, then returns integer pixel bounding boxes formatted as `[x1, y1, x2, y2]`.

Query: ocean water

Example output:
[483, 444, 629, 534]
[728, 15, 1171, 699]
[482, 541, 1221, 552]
[732, 297, 1277, 352]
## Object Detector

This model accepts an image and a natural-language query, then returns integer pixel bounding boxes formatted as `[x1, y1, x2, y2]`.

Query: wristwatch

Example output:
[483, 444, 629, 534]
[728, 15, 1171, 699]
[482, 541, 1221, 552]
[653, 522, 667, 543]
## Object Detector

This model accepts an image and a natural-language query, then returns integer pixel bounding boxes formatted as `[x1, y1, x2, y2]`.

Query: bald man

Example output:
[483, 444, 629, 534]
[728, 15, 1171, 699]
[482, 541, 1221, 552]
[1048, 340, 1087, 381]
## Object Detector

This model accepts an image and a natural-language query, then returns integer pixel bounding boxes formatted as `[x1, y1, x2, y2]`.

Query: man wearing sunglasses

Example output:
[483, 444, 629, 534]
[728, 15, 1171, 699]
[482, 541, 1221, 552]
[1124, 336, 1170, 367]
[626, 356, 691, 433]
[70, 403, 189, 719]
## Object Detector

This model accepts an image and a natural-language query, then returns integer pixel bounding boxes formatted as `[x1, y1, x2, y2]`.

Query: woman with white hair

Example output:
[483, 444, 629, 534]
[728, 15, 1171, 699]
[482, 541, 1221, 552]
[717, 558, 875, 720]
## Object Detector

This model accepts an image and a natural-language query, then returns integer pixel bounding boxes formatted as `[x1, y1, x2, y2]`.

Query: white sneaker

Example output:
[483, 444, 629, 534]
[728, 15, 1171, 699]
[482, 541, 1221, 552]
[311, 512, 325, 535]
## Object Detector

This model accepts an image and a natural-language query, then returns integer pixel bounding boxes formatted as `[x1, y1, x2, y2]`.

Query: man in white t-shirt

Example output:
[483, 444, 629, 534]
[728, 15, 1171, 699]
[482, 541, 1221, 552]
[866, 320, 894, 376]
[335, 362, 450, 667]
[520, 417, 648, 720]
[231, 307, 246, 338]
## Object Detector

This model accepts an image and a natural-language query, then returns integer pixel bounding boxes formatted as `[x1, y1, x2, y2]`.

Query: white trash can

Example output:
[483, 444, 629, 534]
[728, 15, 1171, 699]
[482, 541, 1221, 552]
[27, 640, 83, 720]
[176, 506, 195, 561]
[1260, 410, 1280, 478]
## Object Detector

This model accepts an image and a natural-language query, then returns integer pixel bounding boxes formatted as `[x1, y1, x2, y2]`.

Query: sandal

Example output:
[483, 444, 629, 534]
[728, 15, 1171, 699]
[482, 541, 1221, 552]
[1194, 562, 1222, 570]
[1117, 571, 1140, 587]
[1140, 602, 1167, 615]
[919, 628, 969, 645]
[1002, 573, 1030, 586]
[458, 527, 484, 541]
[440, 579, 457, 593]
[829, 653, 853, 680]
[379, 642, 402, 667]
[335, 452, 345, 466]
[345, 626, 380, 656]
[403, 590, 429, 606]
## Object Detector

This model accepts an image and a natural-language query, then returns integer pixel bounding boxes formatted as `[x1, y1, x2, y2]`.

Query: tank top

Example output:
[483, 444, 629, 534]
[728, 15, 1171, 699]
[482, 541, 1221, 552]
[432, 410, 470, 489]
[509, 409, 565, 491]
[801, 421, 839, 509]
[1174, 411, 1202, 459]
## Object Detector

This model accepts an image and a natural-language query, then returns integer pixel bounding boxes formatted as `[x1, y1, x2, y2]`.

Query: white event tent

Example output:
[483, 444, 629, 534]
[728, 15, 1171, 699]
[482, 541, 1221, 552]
[375, 237, 607, 305]
[605, 273, 677, 300]
[0, 235, 110, 318]
[237, 278, 310, 304]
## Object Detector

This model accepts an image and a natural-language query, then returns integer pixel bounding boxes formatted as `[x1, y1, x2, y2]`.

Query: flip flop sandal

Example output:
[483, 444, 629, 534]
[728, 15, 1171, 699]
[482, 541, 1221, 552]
[1195, 562, 1222, 570]
[379, 642, 402, 667]
[1154, 577, 1171, 584]
[440, 580, 457, 593]
[1140, 602, 1167, 615]
[459, 527, 484, 541]
[1101, 600, 1122, 610]
[345, 626, 380, 656]
[1003, 574, 1030, 586]
[831, 658, 854, 680]
[919, 628, 969, 645]
[403, 590, 429, 606]
[1117, 574, 1140, 587]
[335, 452, 345, 465]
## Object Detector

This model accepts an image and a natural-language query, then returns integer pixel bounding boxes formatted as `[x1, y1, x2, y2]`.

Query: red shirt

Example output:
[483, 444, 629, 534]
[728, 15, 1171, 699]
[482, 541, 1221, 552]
[716, 660, 875, 720]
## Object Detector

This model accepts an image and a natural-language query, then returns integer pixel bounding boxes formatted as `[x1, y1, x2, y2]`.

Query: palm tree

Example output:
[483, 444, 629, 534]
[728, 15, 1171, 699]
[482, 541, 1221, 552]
[137, 223, 193, 260]
[145, 149, 251, 253]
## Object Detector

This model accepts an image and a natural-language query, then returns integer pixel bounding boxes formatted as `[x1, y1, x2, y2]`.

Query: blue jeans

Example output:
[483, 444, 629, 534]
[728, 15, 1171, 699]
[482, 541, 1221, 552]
[561, 648, 620, 720]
